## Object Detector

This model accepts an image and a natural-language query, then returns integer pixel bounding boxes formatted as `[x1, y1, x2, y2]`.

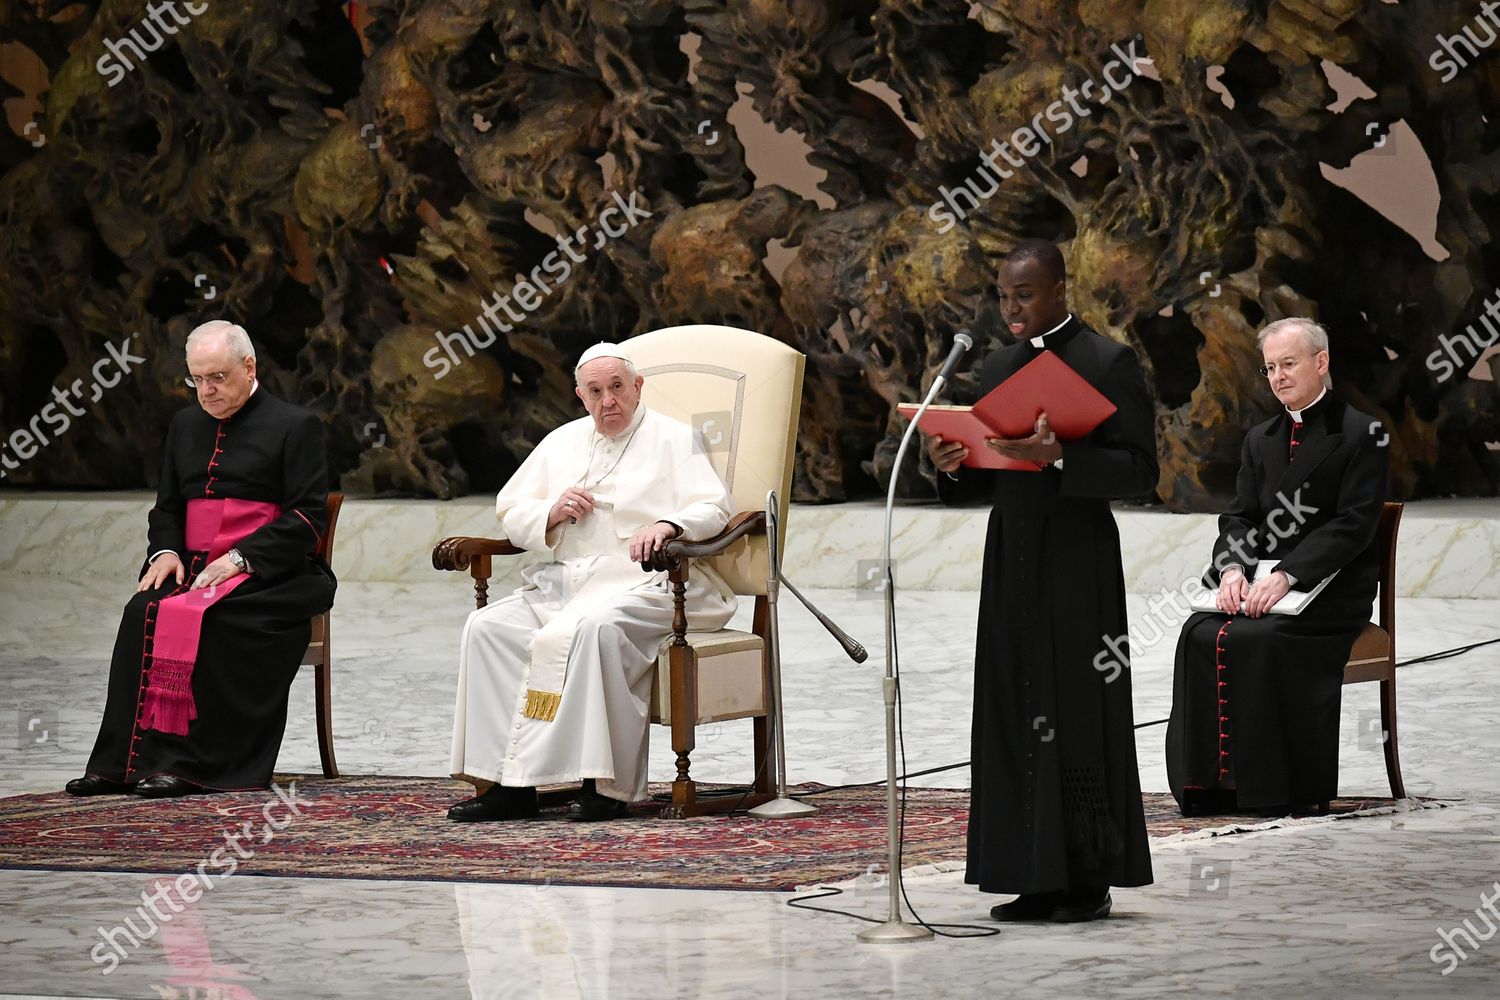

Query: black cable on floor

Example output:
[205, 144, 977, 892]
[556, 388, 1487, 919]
[798, 760, 971, 797]
[724, 728, 776, 818]
[1397, 636, 1500, 668]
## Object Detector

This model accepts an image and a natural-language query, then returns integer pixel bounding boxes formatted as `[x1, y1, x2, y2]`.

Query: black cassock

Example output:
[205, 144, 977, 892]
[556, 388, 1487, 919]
[941, 317, 1157, 895]
[1166, 393, 1387, 812]
[84, 387, 336, 790]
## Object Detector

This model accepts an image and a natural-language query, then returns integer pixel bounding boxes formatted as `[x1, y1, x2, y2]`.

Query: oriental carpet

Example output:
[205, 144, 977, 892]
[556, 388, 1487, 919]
[0, 776, 1444, 892]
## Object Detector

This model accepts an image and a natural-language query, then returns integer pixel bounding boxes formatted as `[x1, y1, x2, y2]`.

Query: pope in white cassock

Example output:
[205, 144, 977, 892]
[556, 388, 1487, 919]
[447, 343, 737, 822]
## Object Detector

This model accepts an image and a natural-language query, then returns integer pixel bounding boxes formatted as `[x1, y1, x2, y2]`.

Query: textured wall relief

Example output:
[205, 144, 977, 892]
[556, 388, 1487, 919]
[1, 1, 1496, 508]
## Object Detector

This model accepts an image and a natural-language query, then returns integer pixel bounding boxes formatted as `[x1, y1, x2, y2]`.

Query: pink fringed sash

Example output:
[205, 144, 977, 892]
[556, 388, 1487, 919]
[139, 498, 281, 736]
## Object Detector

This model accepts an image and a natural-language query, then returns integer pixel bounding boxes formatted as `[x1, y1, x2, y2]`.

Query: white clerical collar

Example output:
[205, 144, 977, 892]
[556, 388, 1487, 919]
[1286, 387, 1326, 422]
[1029, 314, 1073, 348]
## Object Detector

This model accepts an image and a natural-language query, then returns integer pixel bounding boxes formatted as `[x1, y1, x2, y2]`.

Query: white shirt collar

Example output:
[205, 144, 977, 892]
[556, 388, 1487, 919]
[1286, 387, 1326, 422]
[1029, 314, 1074, 348]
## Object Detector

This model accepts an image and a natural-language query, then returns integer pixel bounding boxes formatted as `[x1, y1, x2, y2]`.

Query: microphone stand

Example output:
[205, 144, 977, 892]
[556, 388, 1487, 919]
[751, 490, 818, 819]
[858, 335, 969, 943]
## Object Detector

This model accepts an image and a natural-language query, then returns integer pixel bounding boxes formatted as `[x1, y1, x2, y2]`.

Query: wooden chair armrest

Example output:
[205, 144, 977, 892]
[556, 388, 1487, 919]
[644, 510, 765, 572]
[432, 536, 527, 572]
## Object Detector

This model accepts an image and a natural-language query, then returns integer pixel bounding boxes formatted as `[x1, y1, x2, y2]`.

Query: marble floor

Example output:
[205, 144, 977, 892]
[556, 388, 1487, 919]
[2, 577, 1498, 999]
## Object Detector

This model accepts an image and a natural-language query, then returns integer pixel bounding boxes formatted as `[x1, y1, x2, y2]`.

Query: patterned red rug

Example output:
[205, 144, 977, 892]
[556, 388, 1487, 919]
[0, 776, 1430, 892]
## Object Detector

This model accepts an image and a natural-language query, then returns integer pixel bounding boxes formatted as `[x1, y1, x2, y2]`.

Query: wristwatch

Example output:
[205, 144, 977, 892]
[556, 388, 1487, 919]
[227, 548, 247, 572]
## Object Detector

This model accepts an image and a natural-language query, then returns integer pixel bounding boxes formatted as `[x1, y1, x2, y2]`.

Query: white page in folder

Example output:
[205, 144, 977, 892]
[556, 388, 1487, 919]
[1186, 560, 1338, 617]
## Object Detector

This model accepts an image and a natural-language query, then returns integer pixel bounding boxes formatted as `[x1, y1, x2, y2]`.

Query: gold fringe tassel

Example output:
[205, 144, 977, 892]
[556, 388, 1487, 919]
[522, 689, 562, 722]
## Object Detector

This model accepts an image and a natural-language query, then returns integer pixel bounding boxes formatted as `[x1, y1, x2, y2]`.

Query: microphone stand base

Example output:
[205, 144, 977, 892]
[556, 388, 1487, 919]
[857, 919, 934, 944]
[749, 796, 818, 819]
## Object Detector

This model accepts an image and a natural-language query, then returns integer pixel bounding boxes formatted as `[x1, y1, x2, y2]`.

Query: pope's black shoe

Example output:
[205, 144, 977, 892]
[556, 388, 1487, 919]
[447, 785, 540, 822]
[64, 775, 132, 796]
[566, 781, 630, 822]
[134, 775, 211, 798]
[989, 892, 1062, 922]
[1050, 887, 1112, 923]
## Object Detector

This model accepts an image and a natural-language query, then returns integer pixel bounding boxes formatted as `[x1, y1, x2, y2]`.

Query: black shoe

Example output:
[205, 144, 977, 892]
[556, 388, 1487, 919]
[65, 775, 132, 796]
[566, 785, 630, 822]
[1180, 789, 1237, 817]
[134, 775, 210, 798]
[1050, 887, 1112, 923]
[447, 785, 539, 822]
[989, 892, 1062, 922]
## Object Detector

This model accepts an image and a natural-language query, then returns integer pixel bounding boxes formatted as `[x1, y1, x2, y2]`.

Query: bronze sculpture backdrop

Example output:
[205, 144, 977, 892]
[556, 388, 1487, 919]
[2, 0, 1497, 509]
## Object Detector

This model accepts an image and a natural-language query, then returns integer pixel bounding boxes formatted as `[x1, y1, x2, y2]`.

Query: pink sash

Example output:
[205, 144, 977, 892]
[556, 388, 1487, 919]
[139, 499, 281, 736]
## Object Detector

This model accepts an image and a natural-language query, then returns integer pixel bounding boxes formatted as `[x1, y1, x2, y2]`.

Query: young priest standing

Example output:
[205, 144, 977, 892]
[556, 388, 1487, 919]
[928, 239, 1158, 922]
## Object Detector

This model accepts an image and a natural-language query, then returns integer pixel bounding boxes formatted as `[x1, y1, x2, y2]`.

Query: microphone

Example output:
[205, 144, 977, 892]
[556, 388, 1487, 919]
[934, 331, 974, 387]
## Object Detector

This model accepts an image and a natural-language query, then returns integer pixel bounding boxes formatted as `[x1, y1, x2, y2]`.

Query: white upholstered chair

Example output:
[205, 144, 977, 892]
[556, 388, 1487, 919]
[433, 325, 805, 818]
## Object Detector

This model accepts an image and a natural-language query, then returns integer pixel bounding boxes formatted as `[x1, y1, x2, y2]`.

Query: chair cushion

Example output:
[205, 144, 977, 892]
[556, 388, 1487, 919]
[650, 629, 766, 726]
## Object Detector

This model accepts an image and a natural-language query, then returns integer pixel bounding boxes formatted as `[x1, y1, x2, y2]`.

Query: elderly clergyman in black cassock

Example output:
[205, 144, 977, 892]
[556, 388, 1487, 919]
[1166, 317, 1388, 816]
[66, 320, 335, 799]
[928, 239, 1157, 924]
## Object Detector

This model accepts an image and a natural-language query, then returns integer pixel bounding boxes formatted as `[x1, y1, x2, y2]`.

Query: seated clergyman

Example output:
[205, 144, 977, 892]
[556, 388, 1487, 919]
[446, 343, 736, 822]
[1165, 317, 1388, 816]
[68, 321, 336, 799]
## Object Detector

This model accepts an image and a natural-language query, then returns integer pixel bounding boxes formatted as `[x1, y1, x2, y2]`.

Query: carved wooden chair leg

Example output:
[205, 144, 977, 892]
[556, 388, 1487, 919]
[315, 644, 338, 778]
[665, 644, 699, 819]
[1381, 675, 1405, 798]
[752, 715, 773, 795]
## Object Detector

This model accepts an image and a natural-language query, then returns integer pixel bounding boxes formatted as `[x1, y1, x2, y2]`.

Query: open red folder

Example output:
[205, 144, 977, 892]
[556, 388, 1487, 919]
[897, 351, 1117, 470]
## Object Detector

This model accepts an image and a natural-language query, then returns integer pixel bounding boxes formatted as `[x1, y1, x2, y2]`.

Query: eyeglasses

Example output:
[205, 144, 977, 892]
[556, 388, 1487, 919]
[184, 371, 231, 388]
[1258, 358, 1303, 378]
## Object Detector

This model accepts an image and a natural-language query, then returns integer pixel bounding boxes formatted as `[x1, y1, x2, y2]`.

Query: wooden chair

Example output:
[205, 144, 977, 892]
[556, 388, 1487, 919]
[300, 492, 343, 778]
[1342, 500, 1404, 798]
[433, 326, 805, 817]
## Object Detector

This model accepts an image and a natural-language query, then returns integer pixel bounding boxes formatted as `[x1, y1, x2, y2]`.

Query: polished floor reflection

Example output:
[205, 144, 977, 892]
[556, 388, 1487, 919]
[3, 577, 1498, 998]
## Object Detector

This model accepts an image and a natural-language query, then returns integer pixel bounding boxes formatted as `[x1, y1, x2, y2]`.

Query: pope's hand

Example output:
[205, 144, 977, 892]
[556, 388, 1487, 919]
[138, 552, 185, 593]
[630, 521, 680, 564]
[548, 488, 596, 530]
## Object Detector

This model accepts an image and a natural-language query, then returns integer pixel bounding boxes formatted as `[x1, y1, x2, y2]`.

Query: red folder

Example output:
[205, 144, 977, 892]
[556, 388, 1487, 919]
[897, 351, 1117, 470]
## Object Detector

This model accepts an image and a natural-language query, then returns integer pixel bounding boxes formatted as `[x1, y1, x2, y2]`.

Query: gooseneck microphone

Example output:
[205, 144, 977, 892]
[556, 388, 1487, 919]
[934, 331, 974, 388]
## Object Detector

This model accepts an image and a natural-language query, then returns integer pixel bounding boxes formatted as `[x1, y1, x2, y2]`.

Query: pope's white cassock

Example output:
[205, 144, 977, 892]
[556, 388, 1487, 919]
[449, 402, 736, 802]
